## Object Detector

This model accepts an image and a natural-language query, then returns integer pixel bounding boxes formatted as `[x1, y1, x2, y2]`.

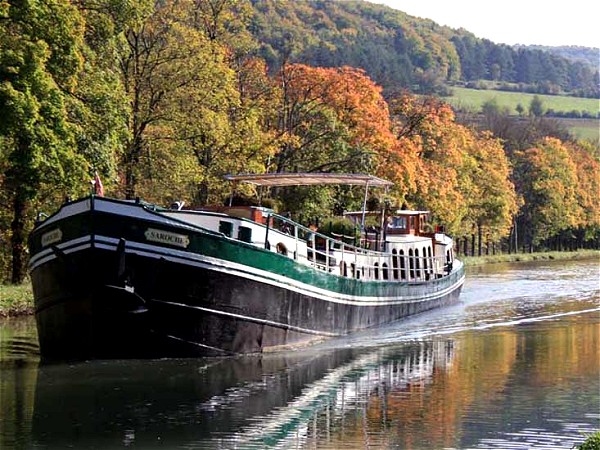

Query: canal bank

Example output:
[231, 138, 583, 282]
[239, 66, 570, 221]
[461, 249, 600, 267]
[0, 282, 33, 318]
[1, 249, 599, 318]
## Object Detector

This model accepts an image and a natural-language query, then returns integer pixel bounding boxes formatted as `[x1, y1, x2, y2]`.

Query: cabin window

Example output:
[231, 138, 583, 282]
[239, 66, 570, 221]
[415, 249, 421, 279]
[399, 249, 406, 280]
[392, 249, 399, 279]
[389, 216, 407, 229]
[238, 226, 252, 243]
[427, 247, 433, 274]
[374, 262, 379, 280]
[422, 246, 428, 272]
[409, 249, 415, 279]
[340, 261, 348, 277]
[382, 263, 389, 280]
[219, 221, 233, 237]
[351, 263, 356, 278]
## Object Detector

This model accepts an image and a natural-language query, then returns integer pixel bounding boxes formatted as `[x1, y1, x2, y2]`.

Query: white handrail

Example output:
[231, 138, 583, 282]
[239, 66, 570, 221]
[265, 212, 454, 281]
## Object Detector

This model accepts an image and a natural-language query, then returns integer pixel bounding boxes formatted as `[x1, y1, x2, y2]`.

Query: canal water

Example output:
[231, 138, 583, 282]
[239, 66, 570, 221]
[1, 259, 598, 449]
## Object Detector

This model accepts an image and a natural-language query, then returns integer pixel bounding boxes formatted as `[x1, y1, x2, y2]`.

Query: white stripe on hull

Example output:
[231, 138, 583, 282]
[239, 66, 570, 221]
[35, 199, 93, 229]
[36, 197, 206, 233]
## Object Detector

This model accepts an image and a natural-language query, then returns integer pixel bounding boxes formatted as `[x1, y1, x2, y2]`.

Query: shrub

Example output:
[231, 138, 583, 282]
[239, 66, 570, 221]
[575, 431, 600, 450]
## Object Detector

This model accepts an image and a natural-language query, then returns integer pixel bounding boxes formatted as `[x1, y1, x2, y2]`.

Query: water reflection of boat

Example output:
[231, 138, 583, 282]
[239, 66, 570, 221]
[31, 350, 360, 449]
[234, 340, 455, 448]
[30, 341, 454, 449]
[28, 173, 464, 361]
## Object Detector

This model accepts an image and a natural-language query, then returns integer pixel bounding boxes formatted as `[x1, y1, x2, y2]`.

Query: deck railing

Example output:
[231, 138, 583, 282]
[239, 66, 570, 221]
[266, 213, 454, 282]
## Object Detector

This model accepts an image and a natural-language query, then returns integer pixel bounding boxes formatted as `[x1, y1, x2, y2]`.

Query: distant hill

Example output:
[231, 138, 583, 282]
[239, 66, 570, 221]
[248, 0, 599, 98]
[516, 45, 599, 71]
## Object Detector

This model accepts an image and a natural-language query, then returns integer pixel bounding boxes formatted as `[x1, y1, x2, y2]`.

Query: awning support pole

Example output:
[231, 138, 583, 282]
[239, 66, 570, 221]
[360, 182, 370, 232]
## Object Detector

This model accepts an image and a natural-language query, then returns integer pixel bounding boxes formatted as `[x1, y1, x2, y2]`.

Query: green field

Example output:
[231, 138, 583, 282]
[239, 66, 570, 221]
[446, 87, 599, 142]
[446, 86, 599, 117]
[560, 118, 599, 142]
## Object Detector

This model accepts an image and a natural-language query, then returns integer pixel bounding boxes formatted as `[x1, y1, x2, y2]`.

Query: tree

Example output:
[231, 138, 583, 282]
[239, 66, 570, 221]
[569, 141, 600, 247]
[515, 103, 524, 116]
[513, 137, 582, 247]
[529, 95, 544, 117]
[162, 55, 275, 206]
[388, 93, 467, 232]
[70, 0, 134, 195]
[0, 0, 87, 283]
[261, 64, 396, 216]
[114, 0, 214, 199]
[388, 92, 518, 247]
[464, 131, 518, 253]
[272, 64, 394, 174]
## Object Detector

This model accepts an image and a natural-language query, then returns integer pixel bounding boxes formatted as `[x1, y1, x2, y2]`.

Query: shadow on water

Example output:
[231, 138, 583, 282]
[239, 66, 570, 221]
[0, 258, 598, 449]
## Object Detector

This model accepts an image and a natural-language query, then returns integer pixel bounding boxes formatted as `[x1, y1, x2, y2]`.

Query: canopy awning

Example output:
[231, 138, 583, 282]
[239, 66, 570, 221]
[344, 210, 430, 217]
[224, 173, 393, 187]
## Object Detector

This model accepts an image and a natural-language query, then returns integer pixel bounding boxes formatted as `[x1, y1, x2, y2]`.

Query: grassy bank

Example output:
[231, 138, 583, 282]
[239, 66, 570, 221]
[461, 249, 600, 266]
[0, 282, 34, 318]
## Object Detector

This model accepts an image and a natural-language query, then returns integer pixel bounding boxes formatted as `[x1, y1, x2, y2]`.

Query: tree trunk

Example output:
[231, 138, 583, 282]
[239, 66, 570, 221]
[196, 181, 209, 206]
[124, 136, 143, 200]
[125, 163, 136, 200]
[10, 193, 27, 284]
[470, 234, 475, 257]
[477, 224, 482, 256]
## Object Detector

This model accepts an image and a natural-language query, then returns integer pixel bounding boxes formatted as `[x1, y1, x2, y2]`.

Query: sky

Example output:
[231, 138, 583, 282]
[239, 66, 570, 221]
[370, 0, 600, 48]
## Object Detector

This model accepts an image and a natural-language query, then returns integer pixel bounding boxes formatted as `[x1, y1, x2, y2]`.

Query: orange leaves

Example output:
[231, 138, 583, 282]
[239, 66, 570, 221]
[386, 91, 518, 238]
[281, 64, 394, 151]
[568, 141, 600, 228]
[386, 92, 473, 232]
[273, 64, 396, 174]
[269, 68, 592, 245]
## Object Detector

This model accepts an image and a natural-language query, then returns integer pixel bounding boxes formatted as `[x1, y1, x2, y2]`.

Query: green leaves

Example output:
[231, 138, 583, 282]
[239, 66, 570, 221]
[0, 0, 88, 282]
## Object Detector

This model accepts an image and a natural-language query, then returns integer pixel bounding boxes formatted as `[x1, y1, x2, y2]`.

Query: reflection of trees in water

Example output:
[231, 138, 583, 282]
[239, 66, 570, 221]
[0, 317, 39, 449]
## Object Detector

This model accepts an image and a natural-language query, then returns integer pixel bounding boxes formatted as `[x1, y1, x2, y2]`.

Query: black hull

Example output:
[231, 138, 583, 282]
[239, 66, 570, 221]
[32, 245, 463, 361]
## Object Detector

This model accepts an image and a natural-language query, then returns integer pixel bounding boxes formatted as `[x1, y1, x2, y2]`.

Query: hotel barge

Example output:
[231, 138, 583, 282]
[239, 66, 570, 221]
[28, 173, 464, 361]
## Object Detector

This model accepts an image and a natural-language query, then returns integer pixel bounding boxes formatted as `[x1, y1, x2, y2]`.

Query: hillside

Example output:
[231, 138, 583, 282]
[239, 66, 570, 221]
[517, 45, 600, 70]
[249, 0, 599, 98]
